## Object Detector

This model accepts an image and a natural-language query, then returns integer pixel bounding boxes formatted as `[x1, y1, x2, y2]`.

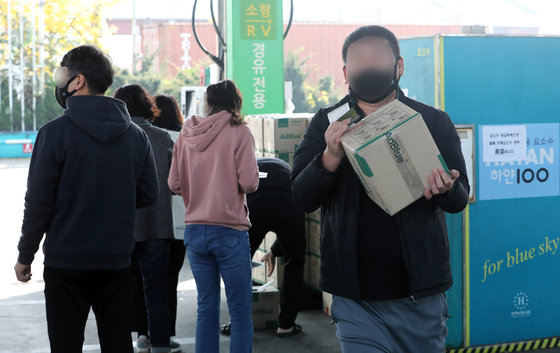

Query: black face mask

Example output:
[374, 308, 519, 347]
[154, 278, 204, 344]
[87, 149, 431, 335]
[55, 75, 78, 109]
[348, 59, 400, 104]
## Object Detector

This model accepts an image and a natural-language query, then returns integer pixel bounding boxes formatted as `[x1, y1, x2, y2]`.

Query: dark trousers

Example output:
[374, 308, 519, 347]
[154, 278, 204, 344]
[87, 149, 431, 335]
[131, 239, 171, 348]
[331, 293, 448, 353]
[43, 266, 133, 353]
[168, 238, 186, 336]
[248, 198, 307, 329]
[133, 239, 185, 338]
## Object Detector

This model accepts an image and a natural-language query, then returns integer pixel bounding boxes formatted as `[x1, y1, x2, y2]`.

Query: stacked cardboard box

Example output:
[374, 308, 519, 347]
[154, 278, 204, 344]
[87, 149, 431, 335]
[304, 209, 322, 291]
[261, 114, 310, 165]
[247, 114, 312, 164]
[263, 114, 309, 154]
[307, 209, 321, 256]
[306, 254, 321, 290]
[246, 115, 264, 152]
[246, 115, 264, 159]
[322, 291, 333, 317]
[252, 285, 279, 330]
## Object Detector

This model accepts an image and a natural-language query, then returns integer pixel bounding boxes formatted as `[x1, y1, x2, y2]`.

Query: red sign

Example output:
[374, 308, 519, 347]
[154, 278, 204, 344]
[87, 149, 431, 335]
[23, 143, 33, 154]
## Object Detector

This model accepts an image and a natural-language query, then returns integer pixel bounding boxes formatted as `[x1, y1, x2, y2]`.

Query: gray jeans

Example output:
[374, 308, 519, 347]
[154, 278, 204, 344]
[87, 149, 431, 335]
[331, 292, 449, 353]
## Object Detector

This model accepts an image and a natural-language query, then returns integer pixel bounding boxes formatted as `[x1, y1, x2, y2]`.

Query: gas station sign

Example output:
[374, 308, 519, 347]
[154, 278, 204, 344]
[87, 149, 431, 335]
[227, 0, 284, 115]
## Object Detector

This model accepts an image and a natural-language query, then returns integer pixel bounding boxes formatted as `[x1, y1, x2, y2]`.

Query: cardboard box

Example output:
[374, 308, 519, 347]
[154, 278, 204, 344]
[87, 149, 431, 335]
[262, 152, 295, 166]
[307, 209, 321, 223]
[306, 209, 321, 255]
[246, 115, 265, 152]
[303, 254, 310, 286]
[322, 291, 333, 317]
[306, 253, 321, 290]
[305, 210, 321, 289]
[340, 100, 450, 216]
[291, 112, 314, 120]
[307, 219, 321, 256]
[252, 285, 279, 330]
[263, 115, 308, 153]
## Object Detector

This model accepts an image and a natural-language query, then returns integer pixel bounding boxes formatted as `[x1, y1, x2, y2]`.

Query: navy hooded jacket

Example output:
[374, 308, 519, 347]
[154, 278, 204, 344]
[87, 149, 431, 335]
[17, 95, 159, 270]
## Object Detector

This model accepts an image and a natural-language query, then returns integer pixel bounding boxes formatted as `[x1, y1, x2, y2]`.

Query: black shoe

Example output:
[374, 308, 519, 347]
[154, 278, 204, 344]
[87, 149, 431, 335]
[220, 322, 232, 336]
[277, 324, 302, 338]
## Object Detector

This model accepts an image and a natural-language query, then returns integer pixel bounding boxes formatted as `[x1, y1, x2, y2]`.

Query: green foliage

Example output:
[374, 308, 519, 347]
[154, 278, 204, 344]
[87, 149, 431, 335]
[284, 48, 342, 113]
[108, 50, 203, 102]
[0, 0, 114, 131]
[0, 46, 203, 131]
[0, 76, 63, 131]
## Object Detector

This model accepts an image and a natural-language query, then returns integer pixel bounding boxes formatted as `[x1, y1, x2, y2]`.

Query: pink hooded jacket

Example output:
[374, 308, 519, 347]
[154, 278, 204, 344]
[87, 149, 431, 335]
[168, 110, 259, 231]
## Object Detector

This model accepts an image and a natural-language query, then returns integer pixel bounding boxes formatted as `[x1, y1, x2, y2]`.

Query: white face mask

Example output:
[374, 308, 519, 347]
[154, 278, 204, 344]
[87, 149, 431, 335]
[53, 67, 78, 108]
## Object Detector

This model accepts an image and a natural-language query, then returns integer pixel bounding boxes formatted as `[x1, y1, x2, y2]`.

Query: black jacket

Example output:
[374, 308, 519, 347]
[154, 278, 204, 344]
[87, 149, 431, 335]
[18, 96, 159, 270]
[291, 90, 469, 301]
[247, 157, 292, 204]
[248, 157, 295, 256]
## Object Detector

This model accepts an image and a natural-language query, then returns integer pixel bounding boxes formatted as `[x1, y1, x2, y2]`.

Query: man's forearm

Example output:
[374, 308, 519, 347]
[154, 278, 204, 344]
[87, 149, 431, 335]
[322, 148, 344, 172]
[292, 153, 339, 213]
[433, 178, 469, 214]
[17, 229, 43, 265]
[18, 179, 57, 264]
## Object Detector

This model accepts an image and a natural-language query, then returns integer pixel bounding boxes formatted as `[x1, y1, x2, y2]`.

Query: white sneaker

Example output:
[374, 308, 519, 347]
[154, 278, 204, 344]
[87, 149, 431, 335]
[170, 338, 182, 353]
[136, 335, 151, 353]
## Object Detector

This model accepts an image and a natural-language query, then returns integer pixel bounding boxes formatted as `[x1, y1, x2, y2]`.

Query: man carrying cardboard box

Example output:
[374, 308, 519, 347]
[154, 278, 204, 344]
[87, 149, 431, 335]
[291, 26, 469, 353]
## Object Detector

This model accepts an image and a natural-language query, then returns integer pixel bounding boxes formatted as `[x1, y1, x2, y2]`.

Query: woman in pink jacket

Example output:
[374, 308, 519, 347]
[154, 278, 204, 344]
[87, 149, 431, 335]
[168, 80, 259, 353]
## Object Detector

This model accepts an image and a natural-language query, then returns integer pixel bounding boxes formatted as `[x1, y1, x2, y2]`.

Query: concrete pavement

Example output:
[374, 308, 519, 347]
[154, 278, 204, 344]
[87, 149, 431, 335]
[1, 159, 557, 353]
[0, 159, 341, 353]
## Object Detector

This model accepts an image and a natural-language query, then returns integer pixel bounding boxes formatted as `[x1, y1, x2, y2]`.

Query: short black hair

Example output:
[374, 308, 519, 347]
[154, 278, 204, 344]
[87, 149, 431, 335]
[60, 45, 114, 94]
[342, 25, 400, 64]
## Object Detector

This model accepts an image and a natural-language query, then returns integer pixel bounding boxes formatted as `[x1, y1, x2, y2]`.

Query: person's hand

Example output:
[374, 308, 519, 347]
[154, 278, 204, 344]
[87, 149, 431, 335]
[14, 262, 32, 282]
[261, 251, 276, 277]
[424, 169, 460, 200]
[322, 118, 350, 172]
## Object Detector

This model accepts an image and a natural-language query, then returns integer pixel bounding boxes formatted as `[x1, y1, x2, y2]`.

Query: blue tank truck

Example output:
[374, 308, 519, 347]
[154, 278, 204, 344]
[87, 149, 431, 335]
[399, 34, 560, 351]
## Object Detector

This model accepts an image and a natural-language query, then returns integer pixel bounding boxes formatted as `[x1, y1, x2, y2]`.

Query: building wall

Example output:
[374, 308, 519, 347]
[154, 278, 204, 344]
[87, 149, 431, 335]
[282, 23, 463, 88]
[109, 19, 466, 88]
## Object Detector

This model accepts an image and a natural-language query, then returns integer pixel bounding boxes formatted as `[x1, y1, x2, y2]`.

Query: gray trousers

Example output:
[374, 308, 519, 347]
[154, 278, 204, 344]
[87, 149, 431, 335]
[331, 292, 448, 353]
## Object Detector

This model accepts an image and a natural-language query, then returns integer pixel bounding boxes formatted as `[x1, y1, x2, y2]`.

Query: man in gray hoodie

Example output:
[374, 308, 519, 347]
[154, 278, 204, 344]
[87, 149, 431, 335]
[14, 45, 159, 353]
